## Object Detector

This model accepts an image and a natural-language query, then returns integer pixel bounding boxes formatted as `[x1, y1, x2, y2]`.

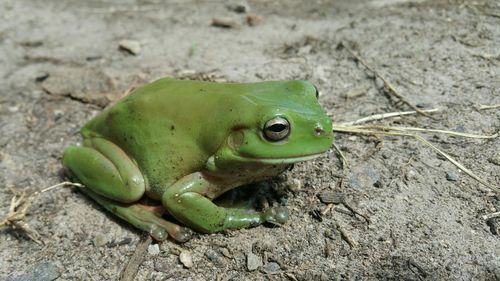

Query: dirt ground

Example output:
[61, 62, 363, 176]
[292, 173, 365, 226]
[1, 0, 499, 280]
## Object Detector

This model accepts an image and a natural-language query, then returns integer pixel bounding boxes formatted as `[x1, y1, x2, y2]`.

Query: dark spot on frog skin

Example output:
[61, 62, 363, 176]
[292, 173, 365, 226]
[171, 125, 175, 130]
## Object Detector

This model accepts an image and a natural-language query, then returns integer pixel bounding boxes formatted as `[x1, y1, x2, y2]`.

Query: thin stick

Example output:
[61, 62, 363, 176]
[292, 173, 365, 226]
[335, 124, 499, 139]
[0, 181, 84, 244]
[342, 108, 440, 126]
[333, 125, 498, 139]
[321, 204, 334, 215]
[339, 41, 431, 117]
[333, 126, 498, 193]
[40, 181, 84, 193]
[333, 143, 350, 169]
[342, 201, 371, 224]
[478, 104, 500, 110]
[482, 212, 500, 220]
[336, 222, 358, 248]
[119, 235, 153, 281]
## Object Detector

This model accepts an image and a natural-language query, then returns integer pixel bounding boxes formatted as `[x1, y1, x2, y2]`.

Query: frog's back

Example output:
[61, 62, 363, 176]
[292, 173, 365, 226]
[80, 78, 246, 197]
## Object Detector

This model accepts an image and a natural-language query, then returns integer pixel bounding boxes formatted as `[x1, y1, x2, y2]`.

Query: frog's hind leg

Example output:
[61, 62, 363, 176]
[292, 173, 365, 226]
[63, 137, 192, 242]
[79, 187, 192, 242]
[62, 137, 145, 203]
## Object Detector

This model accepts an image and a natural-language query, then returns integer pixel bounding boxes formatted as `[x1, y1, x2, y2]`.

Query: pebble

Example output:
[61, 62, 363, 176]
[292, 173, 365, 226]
[261, 262, 281, 274]
[93, 233, 107, 247]
[119, 39, 141, 55]
[246, 252, 263, 271]
[7, 262, 60, 281]
[445, 171, 459, 182]
[374, 77, 385, 89]
[405, 169, 418, 182]
[205, 249, 224, 266]
[226, 2, 249, 13]
[348, 164, 380, 188]
[488, 153, 500, 166]
[246, 14, 263, 26]
[148, 244, 160, 255]
[220, 247, 232, 258]
[179, 250, 193, 268]
[211, 18, 238, 28]
[287, 178, 302, 192]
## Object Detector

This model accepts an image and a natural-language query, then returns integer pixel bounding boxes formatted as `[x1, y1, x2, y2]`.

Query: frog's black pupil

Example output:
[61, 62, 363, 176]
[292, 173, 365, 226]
[269, 124, 287, 132]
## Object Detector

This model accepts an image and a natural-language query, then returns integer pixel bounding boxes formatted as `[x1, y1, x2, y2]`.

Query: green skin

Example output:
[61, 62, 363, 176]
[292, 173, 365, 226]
[63, 78, 333, 242]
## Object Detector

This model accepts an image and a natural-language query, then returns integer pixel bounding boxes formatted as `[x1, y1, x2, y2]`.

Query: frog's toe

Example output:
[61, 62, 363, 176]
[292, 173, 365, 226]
[171, 227, 193, 243]
[273, 206, 289, 224]
[262, 206, 289, 225]
[149, 225, 169, 241]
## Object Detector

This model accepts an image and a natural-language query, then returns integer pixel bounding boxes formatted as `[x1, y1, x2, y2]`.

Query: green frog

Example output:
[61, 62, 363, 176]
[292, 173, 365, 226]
[63, 78, 333, 242]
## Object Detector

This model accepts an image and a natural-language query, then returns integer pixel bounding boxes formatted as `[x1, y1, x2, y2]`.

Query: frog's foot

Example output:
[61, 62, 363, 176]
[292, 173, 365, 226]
[162, 173, 290, 234]
[80, 187, 192, 242]
[261, 206, 289, 225]
[215, 183, 289, 226]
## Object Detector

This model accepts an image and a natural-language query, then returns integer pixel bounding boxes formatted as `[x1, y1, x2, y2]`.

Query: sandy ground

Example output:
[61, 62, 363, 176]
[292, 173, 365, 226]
[1, 0, 499, 280]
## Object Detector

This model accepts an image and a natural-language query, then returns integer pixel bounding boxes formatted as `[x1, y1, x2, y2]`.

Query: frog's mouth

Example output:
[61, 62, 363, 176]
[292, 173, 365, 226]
[241, 152, 325, 165]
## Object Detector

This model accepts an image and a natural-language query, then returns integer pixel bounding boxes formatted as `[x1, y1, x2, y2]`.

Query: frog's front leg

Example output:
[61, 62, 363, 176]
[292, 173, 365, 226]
[162, 173, 289, 233]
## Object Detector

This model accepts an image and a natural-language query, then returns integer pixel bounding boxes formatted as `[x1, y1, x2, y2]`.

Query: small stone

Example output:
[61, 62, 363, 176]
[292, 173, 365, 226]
[35, 72, 49, 82]
[446, 171, 459, 182]
[405, 170, 417, 181]
[246, 14, 263, 26]
[318, 191, 345, 204]
[179, 251, 193, 268]
[261, 262, 281, 274]
[119, 39, 141, 55]
[7, 262, 60, 281]
[252, 236, 275, 254]
[374, 77, 384, 89]
[8, 106, 19, 113]
[349, 164, 380, 188]
[226, 2, 249, 13]
[488, 154, 500, 166]
[287, 178, 302, 192]
[220, 247, 232, 258]
[154, 258, 170, 273]
[205, 249, 223, 266]
[211, 18, 238, 28]
[93, 233, 107, 247]
[148, 244, 160, 255]
[246, 252, 263, 271]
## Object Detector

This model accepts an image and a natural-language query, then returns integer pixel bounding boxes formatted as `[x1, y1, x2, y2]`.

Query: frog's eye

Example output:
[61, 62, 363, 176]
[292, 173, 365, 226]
[263, 117, 290, 141]
[313, 85, 319, 99]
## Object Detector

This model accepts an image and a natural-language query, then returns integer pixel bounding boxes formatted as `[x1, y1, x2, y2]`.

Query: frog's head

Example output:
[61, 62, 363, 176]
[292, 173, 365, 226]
[209, 80, 333, 172]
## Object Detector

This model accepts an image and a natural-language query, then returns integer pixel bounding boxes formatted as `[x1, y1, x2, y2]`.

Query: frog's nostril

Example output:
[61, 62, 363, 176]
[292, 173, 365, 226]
[314, 126, 324, 136]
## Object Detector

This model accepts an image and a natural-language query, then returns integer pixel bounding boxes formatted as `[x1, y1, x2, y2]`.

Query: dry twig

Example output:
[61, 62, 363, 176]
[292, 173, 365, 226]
[336, 222, 358, 248]
[333, 143, 350, 170]
[119, 235, 153, 281]
[332, 124, 499, 193]
[0, 181, 83, 244]
[477, 104, 500, 110]
[342, 108, 440, 126]
[482, 211, 500, 220]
